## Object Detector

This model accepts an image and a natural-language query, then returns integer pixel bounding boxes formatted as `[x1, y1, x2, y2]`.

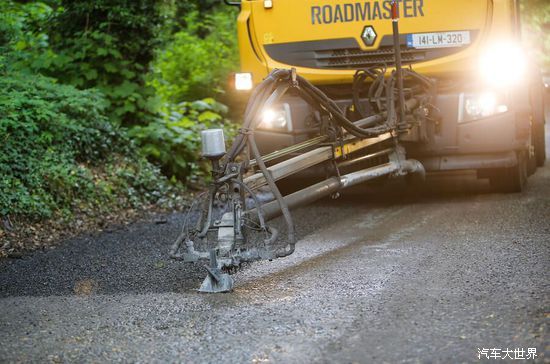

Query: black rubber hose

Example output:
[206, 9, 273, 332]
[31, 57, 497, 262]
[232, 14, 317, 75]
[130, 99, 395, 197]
[226, 69, 294, 162]
[231, 178, 268, 231]
[297, 78, 370, 123]
[367, 69, 385, 112]
[197, 186, 216, 238]
[299, 80, 390, 138]
[403, 68, 433, 90]
[353, 68, 382, 118]
[352, 71, 368, 118]
[233, 69, 391, 143]
[247, 133, 295, 258]
[372, 71, 387, 112]
[385, 72, 397, 126]
[225, 70, 290, 162]
[225, 81, 275, 161]
[232, 68, 407, 164]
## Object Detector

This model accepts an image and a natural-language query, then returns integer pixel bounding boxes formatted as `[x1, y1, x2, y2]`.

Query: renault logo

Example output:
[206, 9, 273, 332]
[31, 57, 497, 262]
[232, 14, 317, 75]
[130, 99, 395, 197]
[361, 25, 377, 47]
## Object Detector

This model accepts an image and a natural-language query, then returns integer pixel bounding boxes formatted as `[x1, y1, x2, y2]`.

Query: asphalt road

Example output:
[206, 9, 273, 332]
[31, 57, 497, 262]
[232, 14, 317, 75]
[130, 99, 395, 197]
[1, 136, 549, 363]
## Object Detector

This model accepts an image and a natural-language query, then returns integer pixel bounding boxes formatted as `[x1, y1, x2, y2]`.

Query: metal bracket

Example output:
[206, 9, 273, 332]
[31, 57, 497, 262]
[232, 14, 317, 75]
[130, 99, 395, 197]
[388, 145, 407, 177]
[199, 250, 234, 293]
[291, 68, 299, 88]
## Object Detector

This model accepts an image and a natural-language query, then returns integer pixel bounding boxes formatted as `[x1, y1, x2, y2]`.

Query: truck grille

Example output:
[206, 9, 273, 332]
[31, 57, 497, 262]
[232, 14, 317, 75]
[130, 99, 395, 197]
[264, 34, 476, 70]
[319, 46, 426, 69]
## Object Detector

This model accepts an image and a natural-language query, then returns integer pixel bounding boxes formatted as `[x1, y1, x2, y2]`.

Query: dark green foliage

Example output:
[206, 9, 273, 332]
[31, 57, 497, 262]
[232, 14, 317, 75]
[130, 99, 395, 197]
[0, 1, 55, 72]
[522, 0, 550, 70]
[0, 1, 241, 222]
[130, 98, 236, 183]
[0, 1, 239, 227]
[0, 0, 166, 125]
[152, 6, 239, 102]
[0, 74, 178, 219]
[140, 4, 240, 183]
[157, 0, 221, 40]
[1, 0, 547, 228]
[36, 0, 165, 124]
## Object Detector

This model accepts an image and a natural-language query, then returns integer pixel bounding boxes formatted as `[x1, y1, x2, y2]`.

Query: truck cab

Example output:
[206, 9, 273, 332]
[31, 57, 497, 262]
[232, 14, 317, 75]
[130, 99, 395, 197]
[230, 0, 546, 192]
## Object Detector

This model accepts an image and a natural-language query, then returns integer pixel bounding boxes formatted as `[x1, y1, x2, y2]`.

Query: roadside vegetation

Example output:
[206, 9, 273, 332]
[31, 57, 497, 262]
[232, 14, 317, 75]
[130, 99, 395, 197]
[0, 0, 239, 255]
[522, 0, 550, 71]
[0, 0, 547, 256]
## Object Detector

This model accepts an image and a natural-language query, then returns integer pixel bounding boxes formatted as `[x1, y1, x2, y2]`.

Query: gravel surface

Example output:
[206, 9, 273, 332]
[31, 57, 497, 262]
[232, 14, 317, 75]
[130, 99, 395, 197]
[1, 145, 549, 362]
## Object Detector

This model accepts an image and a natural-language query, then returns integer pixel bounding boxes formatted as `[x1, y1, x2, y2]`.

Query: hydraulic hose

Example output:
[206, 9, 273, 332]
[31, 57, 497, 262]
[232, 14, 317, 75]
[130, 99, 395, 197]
[353, 68, 385, 118]
[247, 133, 296, 258]
[222, 67, 430, 250]
[226, 69, 292, 162]
[296, 76, 391, 138]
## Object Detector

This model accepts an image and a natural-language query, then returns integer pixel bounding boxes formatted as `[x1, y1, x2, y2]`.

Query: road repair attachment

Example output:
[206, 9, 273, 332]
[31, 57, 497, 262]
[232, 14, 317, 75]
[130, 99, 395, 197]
[169, 67, 433, 292]
[170, 10, 435, 292]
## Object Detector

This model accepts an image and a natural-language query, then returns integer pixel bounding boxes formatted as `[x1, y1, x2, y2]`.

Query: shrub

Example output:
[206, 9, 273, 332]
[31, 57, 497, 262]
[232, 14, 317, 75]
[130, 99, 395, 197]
[151, 6, 239, 102]
[0, 1, 55, 73]
[0, 73, 179, 219]
[522, 0, 550, 70]
[129, 98, 237, 184]
[5, 0, 166, 125]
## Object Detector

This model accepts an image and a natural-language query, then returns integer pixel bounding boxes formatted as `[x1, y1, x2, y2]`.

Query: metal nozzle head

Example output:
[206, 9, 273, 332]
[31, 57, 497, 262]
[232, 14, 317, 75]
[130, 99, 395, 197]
[201, 129, 226, 159]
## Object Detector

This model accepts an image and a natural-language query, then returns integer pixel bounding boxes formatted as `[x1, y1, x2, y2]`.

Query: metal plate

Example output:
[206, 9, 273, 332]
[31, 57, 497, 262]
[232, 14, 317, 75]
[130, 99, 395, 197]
[407, 31, 471, 49]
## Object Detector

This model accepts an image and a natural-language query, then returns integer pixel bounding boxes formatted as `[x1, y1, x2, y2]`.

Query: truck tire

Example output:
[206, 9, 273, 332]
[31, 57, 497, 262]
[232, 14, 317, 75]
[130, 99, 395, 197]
[531, 82, 546, 166]
[527, 145, 537, 177]
[533, 120, 546, 167]
[528, 126, 537, 177]
[489, 152, 527, 193]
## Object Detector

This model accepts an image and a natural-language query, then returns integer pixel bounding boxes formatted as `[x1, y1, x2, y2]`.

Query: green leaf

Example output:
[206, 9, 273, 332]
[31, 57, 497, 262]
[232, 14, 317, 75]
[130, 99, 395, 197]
[198, 111, 222, 123]
[97, 48, 108, 56]
[84, 69, 98, 80]
[113, 81, 138, 97]
[190, 100, 211, 111]
[103, 62, 117, 73]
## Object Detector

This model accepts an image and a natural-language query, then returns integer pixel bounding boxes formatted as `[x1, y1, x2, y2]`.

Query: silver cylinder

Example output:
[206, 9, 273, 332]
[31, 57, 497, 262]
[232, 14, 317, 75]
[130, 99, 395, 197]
[201, 129, 226, 159]
[247, 159, 425, 223]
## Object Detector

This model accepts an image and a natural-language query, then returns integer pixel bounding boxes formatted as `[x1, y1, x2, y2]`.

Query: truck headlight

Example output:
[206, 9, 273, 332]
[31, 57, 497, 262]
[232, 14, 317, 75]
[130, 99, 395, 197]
[235, 73, 253, 91]
[259, 104, 292, 131]
[479, 42, 526, 86]
[459, 91, 508, 122]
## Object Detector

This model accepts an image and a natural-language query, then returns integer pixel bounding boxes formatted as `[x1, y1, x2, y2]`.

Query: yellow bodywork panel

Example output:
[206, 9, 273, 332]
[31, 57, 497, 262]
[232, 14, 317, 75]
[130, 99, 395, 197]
[333, 132, 393, 159]
[237, 0, 518, 85]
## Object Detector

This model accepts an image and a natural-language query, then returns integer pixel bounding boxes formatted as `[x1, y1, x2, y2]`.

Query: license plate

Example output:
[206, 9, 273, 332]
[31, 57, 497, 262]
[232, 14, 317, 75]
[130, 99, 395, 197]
[407, 31, 471, 49]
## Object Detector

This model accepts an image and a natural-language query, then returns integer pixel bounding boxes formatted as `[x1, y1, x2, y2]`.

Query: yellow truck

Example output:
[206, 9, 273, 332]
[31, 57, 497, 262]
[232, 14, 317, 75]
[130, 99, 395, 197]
[171, 1, 547, 292]
[228, 0, 546, 192]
